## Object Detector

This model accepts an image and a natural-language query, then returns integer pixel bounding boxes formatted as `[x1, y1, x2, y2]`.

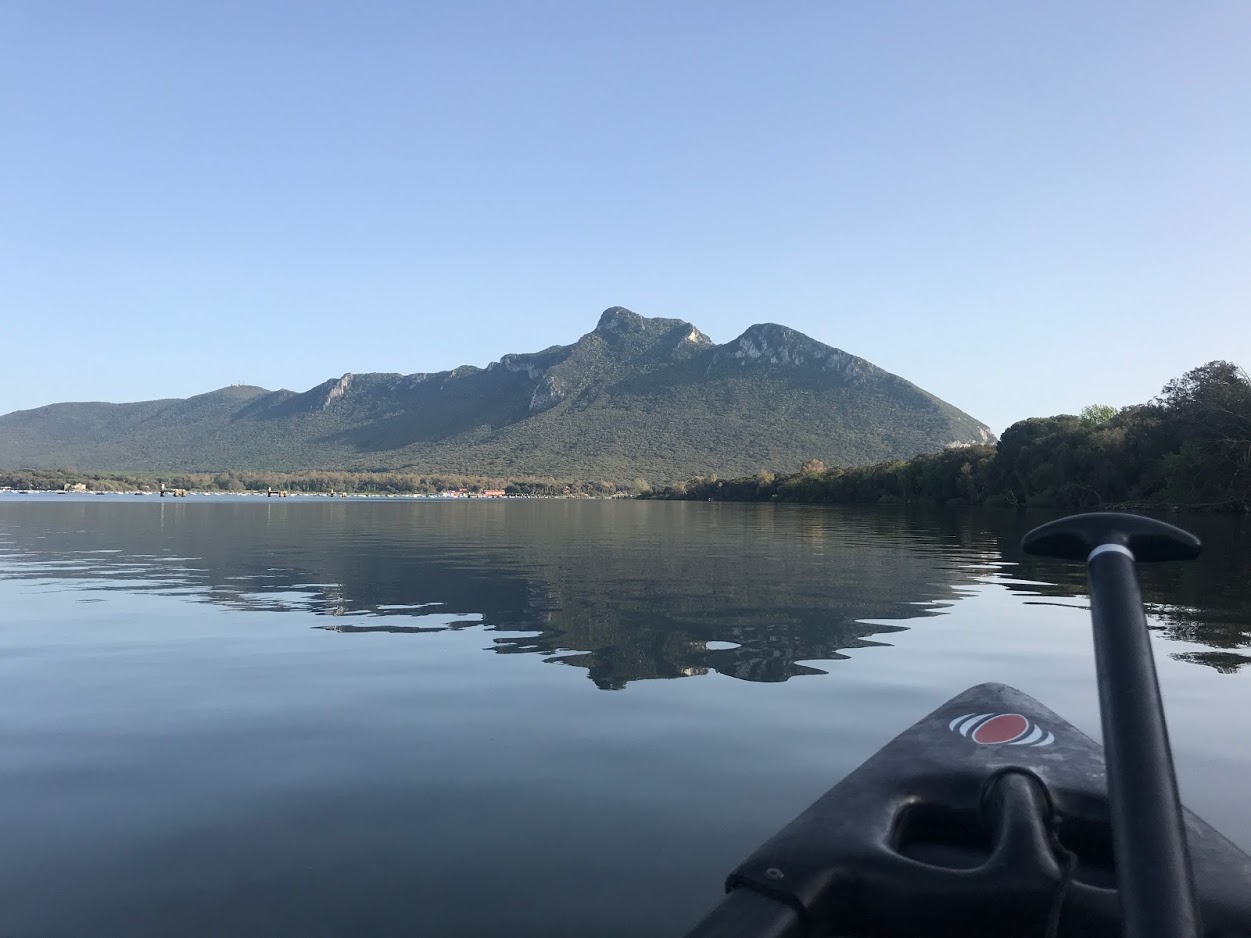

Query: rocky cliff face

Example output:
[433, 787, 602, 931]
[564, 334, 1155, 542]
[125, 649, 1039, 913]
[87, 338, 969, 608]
[322, 374, 353, 409]
[710, 323, 876, 382]
[528, 375, 565, 413]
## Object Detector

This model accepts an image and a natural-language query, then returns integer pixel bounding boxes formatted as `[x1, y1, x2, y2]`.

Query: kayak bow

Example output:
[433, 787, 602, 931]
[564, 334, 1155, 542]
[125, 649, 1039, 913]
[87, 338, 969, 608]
[684, 513, 1251, 938]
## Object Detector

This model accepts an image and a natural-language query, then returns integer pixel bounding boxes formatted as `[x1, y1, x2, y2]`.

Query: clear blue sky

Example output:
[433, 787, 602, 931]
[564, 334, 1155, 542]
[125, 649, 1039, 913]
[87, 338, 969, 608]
[2, 1, 1247, 433]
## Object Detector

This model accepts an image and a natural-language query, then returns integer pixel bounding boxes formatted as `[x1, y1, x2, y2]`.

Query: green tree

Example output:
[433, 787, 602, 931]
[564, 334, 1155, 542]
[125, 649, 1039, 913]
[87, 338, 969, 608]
[1155, 361, 1251, 505]
[1079, 404, 1116, 427]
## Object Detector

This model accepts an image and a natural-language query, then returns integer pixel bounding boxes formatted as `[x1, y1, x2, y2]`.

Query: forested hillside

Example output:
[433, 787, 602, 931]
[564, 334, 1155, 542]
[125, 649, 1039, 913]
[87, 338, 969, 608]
[0, 308, 991, 481]
[652, 362, 1251, 511]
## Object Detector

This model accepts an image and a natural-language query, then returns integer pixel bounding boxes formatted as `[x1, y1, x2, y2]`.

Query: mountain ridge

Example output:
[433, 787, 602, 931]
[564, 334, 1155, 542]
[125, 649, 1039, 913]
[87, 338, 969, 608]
[0, 307, 993, 481]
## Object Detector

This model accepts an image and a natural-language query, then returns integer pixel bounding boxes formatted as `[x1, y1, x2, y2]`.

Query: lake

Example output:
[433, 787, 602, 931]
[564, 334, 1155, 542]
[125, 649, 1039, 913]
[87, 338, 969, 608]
[1, 496, 1249, 937]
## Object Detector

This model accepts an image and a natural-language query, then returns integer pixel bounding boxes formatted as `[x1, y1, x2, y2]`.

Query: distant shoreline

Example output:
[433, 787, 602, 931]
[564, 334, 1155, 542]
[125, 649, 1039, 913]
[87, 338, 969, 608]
[0, 488, 605, 500]
[0, 469, 643, 499]
[4, 360, 1248, 512]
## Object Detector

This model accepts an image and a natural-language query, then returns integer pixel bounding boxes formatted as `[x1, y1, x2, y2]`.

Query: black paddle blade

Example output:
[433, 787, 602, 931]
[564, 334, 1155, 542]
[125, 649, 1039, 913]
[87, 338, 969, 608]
[1021, 512, 1200, 563]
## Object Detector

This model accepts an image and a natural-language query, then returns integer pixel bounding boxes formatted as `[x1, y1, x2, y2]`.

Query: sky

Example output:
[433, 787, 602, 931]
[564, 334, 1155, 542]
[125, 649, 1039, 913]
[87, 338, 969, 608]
[1, 1, 1248, 434]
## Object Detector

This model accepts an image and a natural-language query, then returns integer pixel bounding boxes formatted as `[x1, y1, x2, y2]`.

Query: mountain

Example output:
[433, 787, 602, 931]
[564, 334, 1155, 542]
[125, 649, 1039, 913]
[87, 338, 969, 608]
[0, 308, 993, 480]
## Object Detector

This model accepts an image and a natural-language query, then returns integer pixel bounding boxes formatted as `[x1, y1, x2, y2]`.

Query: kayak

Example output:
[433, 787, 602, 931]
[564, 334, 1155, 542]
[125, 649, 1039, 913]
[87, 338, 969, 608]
[684, 514, 1251, 938]
[684, 682, 1251, 937]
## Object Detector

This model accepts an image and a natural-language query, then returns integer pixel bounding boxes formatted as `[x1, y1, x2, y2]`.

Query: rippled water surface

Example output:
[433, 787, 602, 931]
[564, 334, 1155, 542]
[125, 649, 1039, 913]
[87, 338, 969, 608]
[1, 496, 1249, 936]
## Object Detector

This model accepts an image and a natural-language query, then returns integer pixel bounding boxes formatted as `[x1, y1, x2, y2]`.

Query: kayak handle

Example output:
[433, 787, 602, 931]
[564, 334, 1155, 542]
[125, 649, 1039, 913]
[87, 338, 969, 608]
[688, 767, 1084, 937]
[1022, 512, 1201, 938]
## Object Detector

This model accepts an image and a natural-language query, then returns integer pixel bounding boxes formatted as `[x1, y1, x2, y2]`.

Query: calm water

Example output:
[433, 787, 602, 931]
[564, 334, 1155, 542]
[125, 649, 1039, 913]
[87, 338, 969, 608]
[1, 496, 1249, 937]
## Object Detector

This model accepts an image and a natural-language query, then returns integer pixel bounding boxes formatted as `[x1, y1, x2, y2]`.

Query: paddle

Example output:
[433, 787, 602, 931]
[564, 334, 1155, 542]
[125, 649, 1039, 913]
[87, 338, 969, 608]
[1022, 512, 1201, 938]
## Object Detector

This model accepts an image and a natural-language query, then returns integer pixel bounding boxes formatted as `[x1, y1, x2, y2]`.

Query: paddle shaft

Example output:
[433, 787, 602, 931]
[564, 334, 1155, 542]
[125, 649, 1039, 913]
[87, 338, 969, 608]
[683, 889, 803, 938]
[1087, 545, 1199, 938]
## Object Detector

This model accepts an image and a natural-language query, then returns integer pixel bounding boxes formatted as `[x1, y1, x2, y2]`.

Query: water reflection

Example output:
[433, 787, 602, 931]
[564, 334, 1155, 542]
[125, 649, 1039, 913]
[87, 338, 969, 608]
[1, 498, 1247, 685]
[984, 510, 1251, 674]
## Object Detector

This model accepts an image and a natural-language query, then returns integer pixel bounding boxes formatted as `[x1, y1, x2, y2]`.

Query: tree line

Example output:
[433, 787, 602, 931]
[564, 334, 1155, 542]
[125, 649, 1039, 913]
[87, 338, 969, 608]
[647, 361, 1251, 512]
[0, 467, 648, 498]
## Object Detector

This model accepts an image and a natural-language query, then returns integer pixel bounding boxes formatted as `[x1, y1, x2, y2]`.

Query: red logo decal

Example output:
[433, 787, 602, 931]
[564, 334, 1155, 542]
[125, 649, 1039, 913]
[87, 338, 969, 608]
[948, 712, 1054, 747]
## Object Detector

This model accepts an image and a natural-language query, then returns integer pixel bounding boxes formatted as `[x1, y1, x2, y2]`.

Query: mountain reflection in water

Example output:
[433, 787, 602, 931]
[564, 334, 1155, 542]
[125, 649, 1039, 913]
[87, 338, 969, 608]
[0, 497, 1247, 687]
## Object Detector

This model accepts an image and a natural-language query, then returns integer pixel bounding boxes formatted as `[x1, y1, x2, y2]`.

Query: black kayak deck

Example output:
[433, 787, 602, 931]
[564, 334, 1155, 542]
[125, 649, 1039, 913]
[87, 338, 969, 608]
[700, 683, 1251, 937]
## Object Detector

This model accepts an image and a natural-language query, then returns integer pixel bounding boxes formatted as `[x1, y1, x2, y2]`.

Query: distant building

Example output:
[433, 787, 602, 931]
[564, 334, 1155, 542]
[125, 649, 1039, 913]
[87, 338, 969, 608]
[482, 489, 506, 497]
[63, 482, 87, 492]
